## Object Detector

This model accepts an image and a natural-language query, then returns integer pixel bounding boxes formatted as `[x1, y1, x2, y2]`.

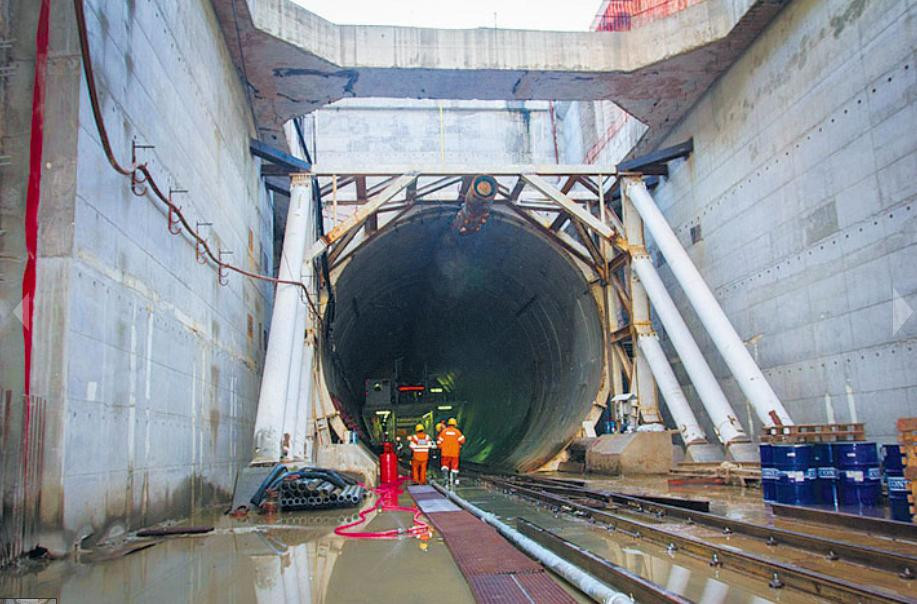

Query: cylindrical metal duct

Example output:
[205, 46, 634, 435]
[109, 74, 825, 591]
[624, 179, 792, 427]
[637, 333, 708, 445]
[631, 255, 748, 445]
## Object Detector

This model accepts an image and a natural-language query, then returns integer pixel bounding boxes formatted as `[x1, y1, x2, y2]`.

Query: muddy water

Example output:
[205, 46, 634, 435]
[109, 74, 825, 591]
[457, 483, 808, 604]
[0, 491, 473, 604]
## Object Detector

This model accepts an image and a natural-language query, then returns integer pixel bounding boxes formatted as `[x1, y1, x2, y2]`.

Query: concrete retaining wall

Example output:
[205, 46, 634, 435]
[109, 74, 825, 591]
[304, 98, 558, 168]
[1, 0, 271, 550]
[648, 0, 916, 444]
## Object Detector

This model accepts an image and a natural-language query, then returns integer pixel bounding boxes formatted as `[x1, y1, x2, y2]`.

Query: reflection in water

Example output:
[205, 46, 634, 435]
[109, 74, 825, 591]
[0, 495, 471, 604]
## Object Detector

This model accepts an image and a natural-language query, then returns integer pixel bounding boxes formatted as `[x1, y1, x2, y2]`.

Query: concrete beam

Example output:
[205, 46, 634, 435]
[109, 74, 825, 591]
[211, 0, 787, 152]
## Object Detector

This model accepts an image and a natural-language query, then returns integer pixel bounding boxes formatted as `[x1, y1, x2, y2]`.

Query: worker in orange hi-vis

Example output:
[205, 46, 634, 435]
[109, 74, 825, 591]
[408, 424, 434, 484]
[437, 418, 466, 487]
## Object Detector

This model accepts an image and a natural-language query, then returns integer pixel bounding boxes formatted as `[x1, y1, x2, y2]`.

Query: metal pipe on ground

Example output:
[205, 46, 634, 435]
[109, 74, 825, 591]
[433, 484, 630, 604]
[630, 255, 754, 460]
[623, 178, 793, 427]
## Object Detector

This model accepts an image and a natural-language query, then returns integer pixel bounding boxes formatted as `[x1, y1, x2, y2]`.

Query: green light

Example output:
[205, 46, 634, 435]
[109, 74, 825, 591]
[437, 405, 452, 411]
[430, 387, 444, 393]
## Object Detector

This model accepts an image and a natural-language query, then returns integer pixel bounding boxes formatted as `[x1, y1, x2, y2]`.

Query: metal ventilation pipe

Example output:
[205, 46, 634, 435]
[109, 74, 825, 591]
[624, 178, 793, 427]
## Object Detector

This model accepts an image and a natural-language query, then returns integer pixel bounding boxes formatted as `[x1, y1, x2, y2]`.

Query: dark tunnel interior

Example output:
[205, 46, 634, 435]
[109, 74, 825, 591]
[322, 208, 604, 470]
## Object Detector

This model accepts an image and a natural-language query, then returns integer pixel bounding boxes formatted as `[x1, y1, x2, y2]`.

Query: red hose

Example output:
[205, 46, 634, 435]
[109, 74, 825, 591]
[335, 477, 430, 539]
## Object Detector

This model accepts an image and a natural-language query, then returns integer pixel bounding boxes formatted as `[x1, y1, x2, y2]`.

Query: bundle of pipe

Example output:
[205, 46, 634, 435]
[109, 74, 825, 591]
[279, 478, 366, 510]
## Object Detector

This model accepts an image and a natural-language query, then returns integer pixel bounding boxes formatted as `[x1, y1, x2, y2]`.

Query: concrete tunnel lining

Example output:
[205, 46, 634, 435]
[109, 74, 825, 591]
[321, 207, 604, 471]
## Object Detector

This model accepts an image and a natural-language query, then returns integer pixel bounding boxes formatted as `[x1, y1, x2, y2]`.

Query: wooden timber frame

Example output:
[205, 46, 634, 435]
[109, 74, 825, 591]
[304, 165, 661, 437]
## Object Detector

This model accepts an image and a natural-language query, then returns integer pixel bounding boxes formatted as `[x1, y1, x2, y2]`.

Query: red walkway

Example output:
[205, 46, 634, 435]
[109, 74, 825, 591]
[409, 485, 575, 604]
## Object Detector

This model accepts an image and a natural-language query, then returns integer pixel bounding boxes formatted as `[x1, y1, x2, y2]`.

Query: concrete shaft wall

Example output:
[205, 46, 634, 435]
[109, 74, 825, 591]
[649, 0, 916, 443]
[1, 0, 271, 549]
[305, 98, 559, 168]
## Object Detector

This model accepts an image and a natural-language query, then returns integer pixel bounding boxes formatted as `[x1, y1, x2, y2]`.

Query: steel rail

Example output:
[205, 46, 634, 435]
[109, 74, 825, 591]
[503, 475, 917, 578]
[487, 478, 913, 604]
[517, 519, 692, 604]
[770, 503, 917, 541]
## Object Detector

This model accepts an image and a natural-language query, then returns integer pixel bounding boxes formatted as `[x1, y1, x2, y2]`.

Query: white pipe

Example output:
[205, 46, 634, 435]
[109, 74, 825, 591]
[435, 485, 631, 604]
[252, 174, 312, 463]
[624, 179, 793, 427]
[282, 301, 306, 459]
[637, 333, 708, 445]
[295, 330, 316, 462]
[631, 256, 748, 445]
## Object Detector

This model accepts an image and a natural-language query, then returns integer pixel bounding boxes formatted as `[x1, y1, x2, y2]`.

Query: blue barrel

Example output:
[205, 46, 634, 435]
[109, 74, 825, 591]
[759, 444, 777, 501]
[883, 445, 911, 522]
[774, 444, 816, 505]
[812, 443, 837, 505]
[834, 442, 881, 506]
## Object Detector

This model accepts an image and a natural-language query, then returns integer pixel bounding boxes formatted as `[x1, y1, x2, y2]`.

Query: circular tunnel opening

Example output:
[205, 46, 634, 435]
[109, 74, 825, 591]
[322, 207, 604, 470]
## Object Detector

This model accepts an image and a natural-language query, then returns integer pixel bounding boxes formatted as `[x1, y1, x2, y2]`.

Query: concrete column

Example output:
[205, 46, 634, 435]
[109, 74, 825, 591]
[251, 174, 312, 463]
[631, 255, 751, 452]
[623, 178, 793, 427]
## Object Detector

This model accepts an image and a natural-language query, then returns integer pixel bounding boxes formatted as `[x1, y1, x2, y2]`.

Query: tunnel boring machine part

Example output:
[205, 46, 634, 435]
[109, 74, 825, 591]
[630, 254, 749, 448]
[434, 484, 631, 604]
[624, 178, 793, 427]
[253, 175, 314, 463]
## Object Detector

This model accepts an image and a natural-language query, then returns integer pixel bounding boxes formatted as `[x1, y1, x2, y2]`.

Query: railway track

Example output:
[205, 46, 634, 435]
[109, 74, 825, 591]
[480, 474, 917, 604]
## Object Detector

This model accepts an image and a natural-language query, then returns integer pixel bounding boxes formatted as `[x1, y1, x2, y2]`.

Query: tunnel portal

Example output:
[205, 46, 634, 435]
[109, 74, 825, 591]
[322, 208, 605, 470]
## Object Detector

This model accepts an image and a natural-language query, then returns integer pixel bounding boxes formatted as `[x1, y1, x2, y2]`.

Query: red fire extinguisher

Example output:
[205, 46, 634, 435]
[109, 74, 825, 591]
[379, 441, 398, 484]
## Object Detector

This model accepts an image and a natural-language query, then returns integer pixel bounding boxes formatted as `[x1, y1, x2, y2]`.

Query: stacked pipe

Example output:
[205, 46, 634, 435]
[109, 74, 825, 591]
[279, 479, 366, 510]
[251, 465, 367, 511]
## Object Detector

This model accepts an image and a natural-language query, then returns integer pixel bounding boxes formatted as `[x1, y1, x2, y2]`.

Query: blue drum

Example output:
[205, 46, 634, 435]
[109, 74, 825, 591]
[811, 443, 837, 505]
[883, 445, 911, 522]
[833, 442, 881, 507]
[759, 444, 777, 501]
[774, 444, 816, 505]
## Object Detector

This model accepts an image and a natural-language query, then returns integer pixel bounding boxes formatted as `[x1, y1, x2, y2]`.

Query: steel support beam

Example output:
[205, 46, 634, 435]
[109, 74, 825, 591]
[308, 173, 416, 261]
[623, 177, 793, 427]
[252, 174, 312, 463]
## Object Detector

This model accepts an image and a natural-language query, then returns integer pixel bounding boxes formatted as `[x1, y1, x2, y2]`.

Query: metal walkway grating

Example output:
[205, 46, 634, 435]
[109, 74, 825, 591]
[408, 486, 575, 604]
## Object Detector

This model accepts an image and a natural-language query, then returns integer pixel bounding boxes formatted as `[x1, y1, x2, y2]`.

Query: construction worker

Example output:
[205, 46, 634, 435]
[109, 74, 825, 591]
[437, 418, 465, 487]
[408, 424, 434, 484]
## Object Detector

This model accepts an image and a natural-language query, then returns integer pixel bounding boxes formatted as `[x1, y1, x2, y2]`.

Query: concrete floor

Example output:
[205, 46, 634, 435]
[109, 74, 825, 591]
[3, 475, 914, 603]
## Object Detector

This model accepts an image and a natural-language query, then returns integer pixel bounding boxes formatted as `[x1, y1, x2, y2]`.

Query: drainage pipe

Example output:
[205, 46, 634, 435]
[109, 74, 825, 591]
[433, 484, 631, 604]
[637, 333, 708, 446]
[631, 255, 748, 446]
[624, 179, 792, 427]
[252, 174, 312, 463]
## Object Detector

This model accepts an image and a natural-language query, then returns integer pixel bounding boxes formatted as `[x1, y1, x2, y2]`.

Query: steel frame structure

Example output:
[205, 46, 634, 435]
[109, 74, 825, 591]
[306, 165, 649, 436]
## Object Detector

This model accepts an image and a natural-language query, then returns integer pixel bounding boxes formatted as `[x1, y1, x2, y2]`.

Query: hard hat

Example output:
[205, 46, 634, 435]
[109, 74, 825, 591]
[448, 418, 458, 426]
[415, 423, 425, 432]
[435, 422, 444, 432]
